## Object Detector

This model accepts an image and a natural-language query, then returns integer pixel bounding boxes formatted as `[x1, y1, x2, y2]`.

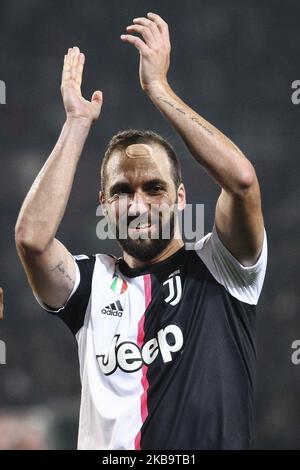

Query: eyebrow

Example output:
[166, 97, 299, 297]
[109, 178, 168, 196]
[109, 181, 132, 197]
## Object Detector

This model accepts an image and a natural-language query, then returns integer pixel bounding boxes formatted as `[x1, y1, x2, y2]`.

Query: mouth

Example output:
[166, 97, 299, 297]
[128, 222, 152, 232]
[117, 212, 164, 239]
[126, 219, 160, 239]
[135, 222, 151, 229]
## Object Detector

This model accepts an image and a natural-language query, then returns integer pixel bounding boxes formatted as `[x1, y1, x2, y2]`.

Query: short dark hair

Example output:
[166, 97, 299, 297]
[101, 129, 182, 193]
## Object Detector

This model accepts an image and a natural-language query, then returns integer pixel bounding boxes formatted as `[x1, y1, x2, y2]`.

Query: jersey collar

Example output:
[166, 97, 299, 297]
[117, 246, 186, 278]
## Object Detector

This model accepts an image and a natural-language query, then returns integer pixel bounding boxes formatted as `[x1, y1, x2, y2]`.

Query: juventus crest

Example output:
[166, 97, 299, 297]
[163, 272, 182, 306]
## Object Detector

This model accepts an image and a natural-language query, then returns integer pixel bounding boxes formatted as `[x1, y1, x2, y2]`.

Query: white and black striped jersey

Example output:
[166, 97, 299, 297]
[36, 225, 268, 450]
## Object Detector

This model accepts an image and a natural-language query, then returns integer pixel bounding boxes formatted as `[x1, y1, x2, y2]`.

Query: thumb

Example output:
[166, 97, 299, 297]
[91, 90, 103, 118]
[91, 90, 103, 106]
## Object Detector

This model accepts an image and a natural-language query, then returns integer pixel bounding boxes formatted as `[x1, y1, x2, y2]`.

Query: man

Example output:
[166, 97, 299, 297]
[15, 13, 267, 450]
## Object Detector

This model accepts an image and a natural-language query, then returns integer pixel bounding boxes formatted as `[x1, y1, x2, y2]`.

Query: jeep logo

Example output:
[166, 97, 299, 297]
[96, 324, 184, 375]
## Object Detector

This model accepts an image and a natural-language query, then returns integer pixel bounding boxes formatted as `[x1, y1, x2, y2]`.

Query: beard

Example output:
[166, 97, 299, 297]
[115, 209, 176, 262]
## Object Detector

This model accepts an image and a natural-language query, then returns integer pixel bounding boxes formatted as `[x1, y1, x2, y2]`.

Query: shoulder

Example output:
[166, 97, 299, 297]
[74, 253, 116, 270]
[193, 226, 268, 305]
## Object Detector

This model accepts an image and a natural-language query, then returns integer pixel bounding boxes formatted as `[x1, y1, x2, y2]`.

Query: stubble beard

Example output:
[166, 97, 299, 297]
[115, 210, 176, 262]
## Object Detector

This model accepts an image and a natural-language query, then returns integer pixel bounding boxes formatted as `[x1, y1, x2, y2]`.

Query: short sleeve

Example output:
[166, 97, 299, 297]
[194, 226, 268, 305]
[35, 255, 96, 335]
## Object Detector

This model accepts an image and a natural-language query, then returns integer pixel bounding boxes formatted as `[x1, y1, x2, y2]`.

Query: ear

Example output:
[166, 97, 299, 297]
[99, 190, 107, 216]
[99, 190, 104, 204]
[177, 184, 186, 211]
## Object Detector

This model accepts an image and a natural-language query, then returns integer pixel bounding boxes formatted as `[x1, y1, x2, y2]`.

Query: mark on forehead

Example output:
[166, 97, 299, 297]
[125, 144, 153, 159]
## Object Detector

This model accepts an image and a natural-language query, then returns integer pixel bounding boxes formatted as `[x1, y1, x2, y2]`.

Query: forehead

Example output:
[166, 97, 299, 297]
[106, 143, 173, 186]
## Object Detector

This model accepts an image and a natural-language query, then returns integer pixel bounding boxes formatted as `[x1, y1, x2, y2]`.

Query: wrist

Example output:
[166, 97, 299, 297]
[143, 79, 170, 96]
[65, 114, 93, 131]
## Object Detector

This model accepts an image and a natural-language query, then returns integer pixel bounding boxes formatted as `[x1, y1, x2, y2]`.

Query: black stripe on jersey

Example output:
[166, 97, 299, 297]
[48, 255, 96, 335]
[137, 250, 256, 450]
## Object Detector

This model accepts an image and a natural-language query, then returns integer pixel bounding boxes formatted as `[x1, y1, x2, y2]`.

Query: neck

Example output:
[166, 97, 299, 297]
[123, 237, 184, 269]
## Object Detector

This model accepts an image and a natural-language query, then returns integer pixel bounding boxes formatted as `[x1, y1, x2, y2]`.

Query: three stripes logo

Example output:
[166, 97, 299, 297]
[101, 300, 124, 317]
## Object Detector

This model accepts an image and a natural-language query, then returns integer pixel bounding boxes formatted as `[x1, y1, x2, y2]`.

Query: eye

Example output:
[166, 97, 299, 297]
[110, 184, 132, 198]
[111, 192, 131, 202]
[149, 185, 164, 194]
[150, 184, 163, 191]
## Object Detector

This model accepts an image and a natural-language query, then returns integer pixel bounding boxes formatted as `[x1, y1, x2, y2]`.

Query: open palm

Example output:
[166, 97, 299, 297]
[61, 46, 103, 123]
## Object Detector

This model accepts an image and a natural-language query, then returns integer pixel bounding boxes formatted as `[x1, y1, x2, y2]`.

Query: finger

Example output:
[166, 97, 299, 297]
[69, 47, 76, 73]
[91, 90, 103, 116]
[75, 52, 85, 88]
[61, 48, 72, 85]
[126, 24, 155, 47]
[91, 90, 103, 105]
[71, 46, 80, 81]
[147, 12, 169, 36]
[65, 47, 72, 67]
[132, 17, 160, 40]
[120, 34, 150, 55]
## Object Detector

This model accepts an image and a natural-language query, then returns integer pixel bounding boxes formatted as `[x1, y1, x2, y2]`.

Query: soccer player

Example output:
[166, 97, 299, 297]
[15, 13, 267, 450]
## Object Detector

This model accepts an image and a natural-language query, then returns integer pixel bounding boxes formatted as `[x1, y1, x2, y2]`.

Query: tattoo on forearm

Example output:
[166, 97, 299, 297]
[158, 97, 176, 109]
[50, 261, 74, 284]
[190, 116, 213, 135]
[156, 96, 213, 135]
[157, 96, 186, 114]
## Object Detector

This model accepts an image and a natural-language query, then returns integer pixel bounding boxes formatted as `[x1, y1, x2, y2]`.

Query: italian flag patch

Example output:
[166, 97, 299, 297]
[110, 275, 128, 294]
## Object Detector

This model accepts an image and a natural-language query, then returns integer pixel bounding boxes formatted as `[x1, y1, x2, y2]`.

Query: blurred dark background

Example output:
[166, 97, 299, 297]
[0, 0, 299, 449]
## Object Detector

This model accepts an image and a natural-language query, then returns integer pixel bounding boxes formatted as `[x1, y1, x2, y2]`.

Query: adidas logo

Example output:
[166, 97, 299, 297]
[101, 300, 124, 317]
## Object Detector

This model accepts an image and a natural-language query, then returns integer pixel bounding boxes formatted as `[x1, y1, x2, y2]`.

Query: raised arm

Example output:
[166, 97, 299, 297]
[121, 13, 264, 267]
[15, 47, 103, 309]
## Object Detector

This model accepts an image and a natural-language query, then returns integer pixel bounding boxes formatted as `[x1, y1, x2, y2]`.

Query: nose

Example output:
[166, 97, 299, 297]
[127, 191, 149, 216]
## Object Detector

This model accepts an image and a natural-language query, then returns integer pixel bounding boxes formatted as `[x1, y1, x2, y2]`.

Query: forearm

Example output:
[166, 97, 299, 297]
[16, 117, 90, 252]
[146, 81, 255, 194]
